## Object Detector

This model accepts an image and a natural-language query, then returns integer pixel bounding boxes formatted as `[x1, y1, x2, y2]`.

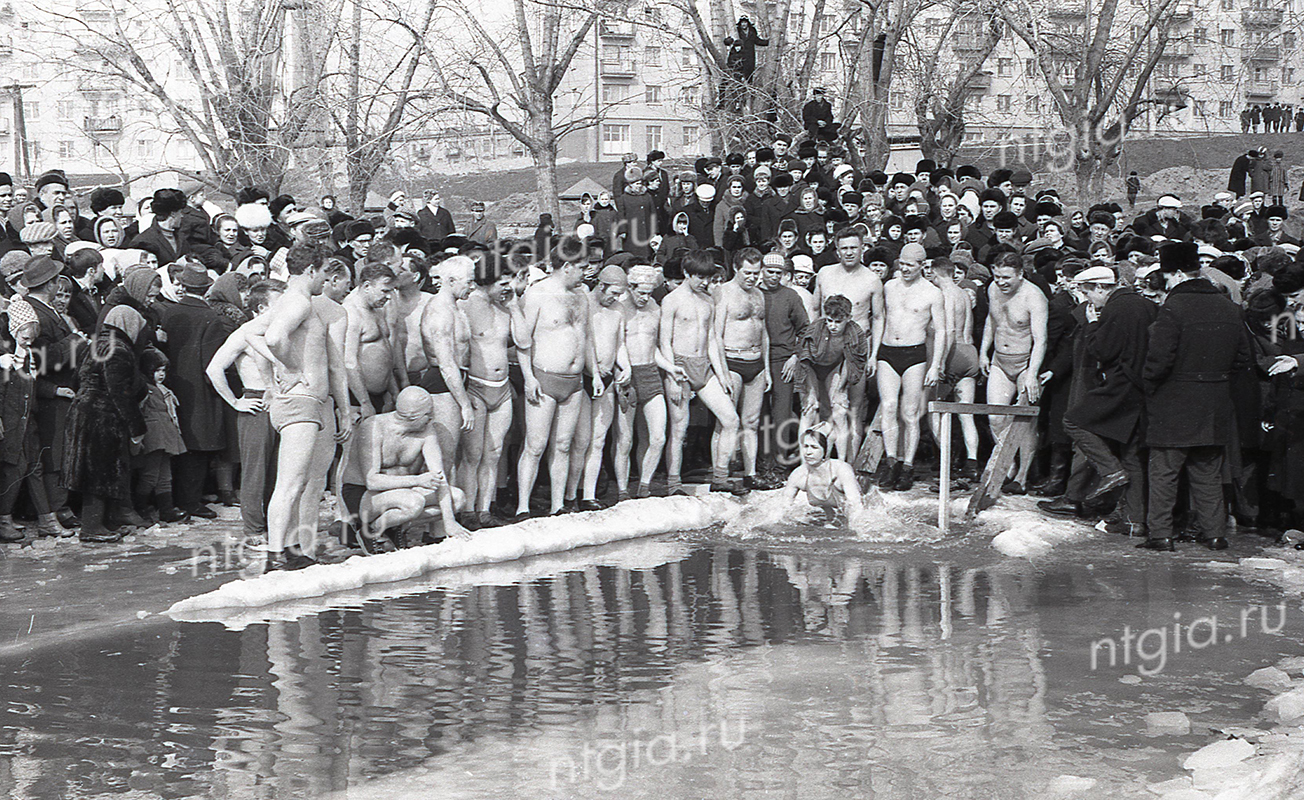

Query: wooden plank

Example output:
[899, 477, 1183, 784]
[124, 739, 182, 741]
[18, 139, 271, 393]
[938, 411, 952, 533]
[928, 402, 1041, 417]
[965, 416, 1036, 520]
[854, 408, 884, 472]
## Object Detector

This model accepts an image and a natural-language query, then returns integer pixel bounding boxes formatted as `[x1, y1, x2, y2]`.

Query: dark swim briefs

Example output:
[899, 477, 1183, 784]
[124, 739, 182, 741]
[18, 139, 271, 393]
[467, 374, 512, 412]
[674, 354, 711, 393]
[533, 365, 582, 402]
[877, 343, 928, 376]
[583, 370, 615, 400]
[725, 354, 765, 383]
[629, 363, 663, 404]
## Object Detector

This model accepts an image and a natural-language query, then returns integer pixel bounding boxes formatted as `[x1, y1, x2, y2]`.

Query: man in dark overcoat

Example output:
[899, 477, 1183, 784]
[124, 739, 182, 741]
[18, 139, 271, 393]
[1140, 241, 1251, 551]
[157, 260, 227, 519]
[1061, 266, 1157, 534]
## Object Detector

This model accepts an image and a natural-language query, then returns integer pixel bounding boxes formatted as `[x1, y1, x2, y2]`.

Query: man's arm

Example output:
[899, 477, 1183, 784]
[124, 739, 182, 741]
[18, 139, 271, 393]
[343, 302, 376, 417]
[513, 289, 543, 404]
[926, 288, 946, 385]
[979, 285, 997, 375]
[1022, 291, 1050, 402]
[868, 277, 885, 373]
[361, 421, 421, 492]
[264, 293, 310, 363]
[421, 432, 469, 539]
[706, 299, 729, 389]
[325, 314, 354, 441]
[205, 327, 262, 412]
[422, 298, 474, 426]
[387, 301, 407, 395]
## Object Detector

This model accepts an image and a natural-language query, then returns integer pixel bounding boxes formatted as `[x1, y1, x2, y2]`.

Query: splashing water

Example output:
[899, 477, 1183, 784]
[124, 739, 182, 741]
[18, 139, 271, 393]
[724, 485, 945, 543]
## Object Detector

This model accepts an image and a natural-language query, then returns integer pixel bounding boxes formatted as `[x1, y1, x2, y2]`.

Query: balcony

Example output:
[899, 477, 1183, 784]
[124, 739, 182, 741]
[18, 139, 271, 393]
[951, 34, 988, 54]
[1047, 6, 1087, 18]
[598, 19, 635, 39]
[1170, 2, 1194, 20]
[966, 71, 993, 92]
[1244, 45, 1281, 62]
[1242, 8, 1284, 26]
[600, 59, 636, 78]
[0, 40, 11, 58]
[1245, 79, 1279, 98]
[83, 115, 122, 134]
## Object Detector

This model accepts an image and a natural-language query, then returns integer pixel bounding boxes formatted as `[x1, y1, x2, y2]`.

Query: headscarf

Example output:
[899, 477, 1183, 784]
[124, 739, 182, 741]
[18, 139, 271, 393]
[7, 297, 37, 339]
[123, 267, 161, 304]
[207, 271, 245, 307]
[103, 305, 146, 342]
[157, 264, 181, 303]
[94, 214, 122, 248]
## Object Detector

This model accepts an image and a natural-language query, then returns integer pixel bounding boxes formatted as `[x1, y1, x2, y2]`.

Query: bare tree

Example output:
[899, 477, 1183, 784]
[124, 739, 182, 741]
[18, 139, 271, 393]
[903, 1, 1003, 166]
[32, 0, 344, 196]
[422, 0, 599, 221]
[1000, 0, 1182, 200]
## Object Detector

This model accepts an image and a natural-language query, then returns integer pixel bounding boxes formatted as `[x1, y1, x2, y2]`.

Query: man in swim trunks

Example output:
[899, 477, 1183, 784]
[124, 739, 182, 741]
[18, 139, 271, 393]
[980, 253, 1048, 493]
[660, 250, 745, 495]
[928, 256, 981, 483]
[341, 386, 470, 548]
[873, 242, 945, 491]
[457, 257, 521, 527]
[343, 262, 399, 416]
[616, 265, 673, 501]
[419, 255, 477, 485]
[716, 247, 772, 489]
[513, 256, 596, 518]
[573, 264, 631, 510]
[262, 243, 353, 570]
[813, 227, 884, 458]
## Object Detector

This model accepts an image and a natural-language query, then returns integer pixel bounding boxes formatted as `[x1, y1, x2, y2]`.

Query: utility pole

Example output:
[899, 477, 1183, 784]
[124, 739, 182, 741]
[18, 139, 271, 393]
[2, 83, 35, 181]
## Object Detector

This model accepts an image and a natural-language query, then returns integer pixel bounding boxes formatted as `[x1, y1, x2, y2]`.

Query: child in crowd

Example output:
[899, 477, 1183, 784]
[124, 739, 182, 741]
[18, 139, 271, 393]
[135, 349, 188, 524]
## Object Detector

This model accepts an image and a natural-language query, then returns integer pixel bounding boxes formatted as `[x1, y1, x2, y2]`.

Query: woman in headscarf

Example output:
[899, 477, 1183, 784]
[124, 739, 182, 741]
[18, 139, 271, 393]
[94, 214, 124, 249]
[0, 299, 63, 542]
[206, 271, 249, 330]
[64, 305, 148, 542]
[98, 266, 164, 350]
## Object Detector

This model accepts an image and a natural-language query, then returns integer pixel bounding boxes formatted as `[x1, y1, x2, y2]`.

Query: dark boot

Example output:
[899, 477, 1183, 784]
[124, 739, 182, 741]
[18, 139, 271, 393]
[156, 492, 189, 523]
[79, 496, 122, 543]
[1037, 496, 1083, 519]
[1032, 448, 1070, 497]
[111, 502, 147, 530]
[0, 515, 24, 543]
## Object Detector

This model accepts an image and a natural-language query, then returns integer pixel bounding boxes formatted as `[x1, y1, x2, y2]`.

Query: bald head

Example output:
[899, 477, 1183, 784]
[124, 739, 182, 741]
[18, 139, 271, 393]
[395, 386, 433, 416]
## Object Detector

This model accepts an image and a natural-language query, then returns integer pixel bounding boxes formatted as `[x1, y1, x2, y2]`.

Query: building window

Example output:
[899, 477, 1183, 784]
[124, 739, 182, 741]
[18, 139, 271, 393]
[1286, 33, 1298, 51]
[926, 18, 940, 37]
[1193, 27, 1207, 43]
[680, 47, 693, 67]
[645, 46, 661, 67]
[1286, 67, 1298, 84]
[682, 125, 698, 148]
[996, 94, 1011, 112]
[1026, 94, 1040, 113]
[136, 138, 149, 158]
[601, 83, 627, 104]
[645, 85, 661, 103]
[56, 100, 76, 120]
[1192, 63, 1207, 76]
[1025, 58, 1037, 76]
[1219, 29, 1234, 47]
[602, 123, 631, 156]
[819, 51, 836, 72]
[645, 125, 662, 151]
[21, 100, 37, 121]
[1221, 64, 1234, 81]
[58, 140, 74, 159]
[1194, 99, 1207, 116]
[1219, 0, 1232, 8]
[998, 58, 1012, 77]
[1254, 66, 1267, 81]
[964, 94, 981, 111]
[1219, 101, 1234, 118]
[678, 85, 699, 104]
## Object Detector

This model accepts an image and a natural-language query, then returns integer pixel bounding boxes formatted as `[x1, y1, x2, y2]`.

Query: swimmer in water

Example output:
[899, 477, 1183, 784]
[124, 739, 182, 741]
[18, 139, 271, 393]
[780, 427, 875, 520]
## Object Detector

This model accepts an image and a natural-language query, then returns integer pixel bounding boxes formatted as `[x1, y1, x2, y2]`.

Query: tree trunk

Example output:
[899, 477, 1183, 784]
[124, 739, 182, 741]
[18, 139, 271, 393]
[532, 140, 561, 224]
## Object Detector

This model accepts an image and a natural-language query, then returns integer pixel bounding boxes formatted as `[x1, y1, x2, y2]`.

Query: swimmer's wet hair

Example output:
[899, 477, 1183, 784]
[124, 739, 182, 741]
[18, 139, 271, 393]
[802, 428, 830, 456]
[823, 294, 852, 321]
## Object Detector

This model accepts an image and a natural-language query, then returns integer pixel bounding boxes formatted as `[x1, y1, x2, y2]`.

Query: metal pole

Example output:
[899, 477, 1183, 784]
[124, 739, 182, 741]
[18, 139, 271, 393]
[938, 411, 952, 534]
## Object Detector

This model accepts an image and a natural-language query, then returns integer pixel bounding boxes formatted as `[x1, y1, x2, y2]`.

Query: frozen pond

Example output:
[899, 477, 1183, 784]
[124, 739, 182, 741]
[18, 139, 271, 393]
[1, 520, 1301, 799]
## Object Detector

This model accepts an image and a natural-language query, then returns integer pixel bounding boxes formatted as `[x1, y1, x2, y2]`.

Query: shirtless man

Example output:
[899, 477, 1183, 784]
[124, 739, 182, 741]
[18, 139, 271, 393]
[458, 261, 521, 527]
[873, 242, 945, 491]
[341, 386, 469, 548]
[205, 279, 284, 542]
[615, 265, 673, 501]
[396, 256, 434, 388]
[980, 253, 1049, 492]
[814, 228, 884, 457]
[262, 243, 353, 570]
[661, 250, 746, 495]
[929, 257, 981, 482]
[573, 265, 631, 510]
[343, 263, 398, 416]
[514, 257, 597, 518]
[419, 255, 477, 484]
[716, 248, 771, 489]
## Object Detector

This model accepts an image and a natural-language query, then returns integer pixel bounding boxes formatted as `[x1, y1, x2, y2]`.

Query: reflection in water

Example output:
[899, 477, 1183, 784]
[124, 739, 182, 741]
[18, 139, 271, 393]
[0, 546, 1296, 798]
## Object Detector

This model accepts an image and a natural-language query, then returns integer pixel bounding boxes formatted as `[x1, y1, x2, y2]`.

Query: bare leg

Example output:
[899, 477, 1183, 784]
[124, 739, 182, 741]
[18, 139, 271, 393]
[515, 395, 559, 516]
[548, 391, 586, 513]
[957, 377, 979, 461]
[459, 396, 490, 513]
[696, 378, 741, 482]
[638, 397, 667, 494]
[712, 372, 743, 481]
[267, 422, 322, 554]
[738, 374, 766, 478]
[665, 380, 691, 488]
[898, 362, 929, 465]
[615, 401, 635, 494]
[565, 394, 592, 504]
[847, 375, 867, 457]
[295, 410, 336, 554]
[429, 393, 463, 483]
[477, 402, 513, 515]
[876, 364, 904, 460]
[582, 392, 616, 501]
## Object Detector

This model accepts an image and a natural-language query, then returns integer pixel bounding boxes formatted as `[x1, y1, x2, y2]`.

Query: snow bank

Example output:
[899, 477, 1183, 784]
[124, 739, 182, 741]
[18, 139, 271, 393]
[981, 502, 1094, 558]
[166, 494, 744, 622]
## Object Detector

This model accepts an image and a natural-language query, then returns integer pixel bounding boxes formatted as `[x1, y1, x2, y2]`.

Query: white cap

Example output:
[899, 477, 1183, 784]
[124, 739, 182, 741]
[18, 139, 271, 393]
[1197, 243, 1222, 259]
[1213, 191, 1233, 203]
[695, 184, 716, 201]
[791, 254, 814, 272]
[833, 164, 855, 180]
[1074, 265, 1116, 284]
[1157, 195, 1182, 209]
